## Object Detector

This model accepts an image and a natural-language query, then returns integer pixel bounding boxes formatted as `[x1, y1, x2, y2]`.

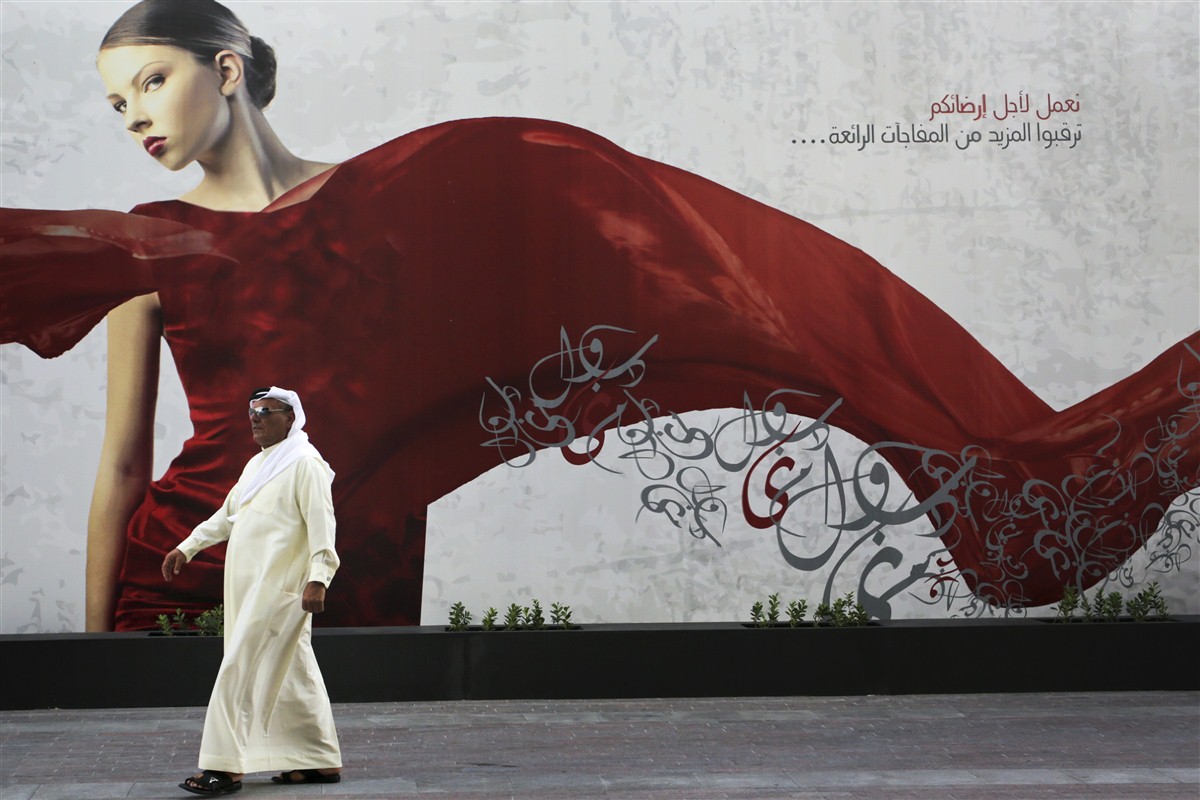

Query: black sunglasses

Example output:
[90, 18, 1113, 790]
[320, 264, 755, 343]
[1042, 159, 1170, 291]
[248, 406, 291, 419]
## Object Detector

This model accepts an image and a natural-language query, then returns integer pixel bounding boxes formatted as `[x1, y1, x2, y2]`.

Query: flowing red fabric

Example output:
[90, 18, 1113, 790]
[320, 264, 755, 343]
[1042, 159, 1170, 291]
[2, 118, 1196, 629]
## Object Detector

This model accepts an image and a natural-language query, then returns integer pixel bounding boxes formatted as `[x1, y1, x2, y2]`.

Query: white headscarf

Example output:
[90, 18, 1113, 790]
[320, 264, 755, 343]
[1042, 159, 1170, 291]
[229, 386, 334, 522]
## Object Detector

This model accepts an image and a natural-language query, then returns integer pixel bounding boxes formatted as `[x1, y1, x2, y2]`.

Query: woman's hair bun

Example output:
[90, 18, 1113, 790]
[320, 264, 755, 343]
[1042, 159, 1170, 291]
[246, 35, 278, 109]
[101, 1, 279, 111]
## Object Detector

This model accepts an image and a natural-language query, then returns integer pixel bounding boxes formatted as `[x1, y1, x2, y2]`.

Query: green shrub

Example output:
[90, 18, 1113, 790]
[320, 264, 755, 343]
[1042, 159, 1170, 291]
[766, 593, 781, 625]
[1126, 582, 1169, 622]
[786, 599, 808, 627]
[155, 606, 223, 636]
[1094, 591, 1124, 622]
[448, 601, 473, 631]
[1052, 586, 1081, 622]
[504, 603, 524, 631]
[810, 594, 869, 627]
[481, 607, 499, 631]
[523, 599, 546, 630]
[195, 605, 224, 636]
[550, 602, 575, 629]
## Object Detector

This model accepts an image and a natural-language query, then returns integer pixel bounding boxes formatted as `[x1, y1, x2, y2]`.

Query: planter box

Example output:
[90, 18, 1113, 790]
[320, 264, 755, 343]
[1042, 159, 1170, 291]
[2, 616, 1196, 710]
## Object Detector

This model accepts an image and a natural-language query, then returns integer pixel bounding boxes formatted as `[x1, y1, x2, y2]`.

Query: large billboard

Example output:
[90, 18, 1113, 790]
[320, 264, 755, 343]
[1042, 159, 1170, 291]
[2, 1, 1197, 632]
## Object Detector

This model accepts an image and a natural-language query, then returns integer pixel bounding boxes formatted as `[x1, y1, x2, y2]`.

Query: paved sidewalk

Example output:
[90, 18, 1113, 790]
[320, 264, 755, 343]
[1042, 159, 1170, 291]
[1, 692, 1197, 799]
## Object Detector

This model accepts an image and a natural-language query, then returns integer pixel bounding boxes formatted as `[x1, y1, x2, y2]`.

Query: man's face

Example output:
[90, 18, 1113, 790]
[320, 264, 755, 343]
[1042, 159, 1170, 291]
[249, 399, 294, 448]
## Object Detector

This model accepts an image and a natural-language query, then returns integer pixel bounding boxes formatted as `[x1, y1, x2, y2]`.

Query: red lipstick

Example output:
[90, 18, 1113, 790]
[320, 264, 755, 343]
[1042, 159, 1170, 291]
[143, 136, 166, 157]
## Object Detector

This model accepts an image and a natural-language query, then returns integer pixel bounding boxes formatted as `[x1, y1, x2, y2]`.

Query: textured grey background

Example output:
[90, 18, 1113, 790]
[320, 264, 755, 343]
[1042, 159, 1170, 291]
[1, 1, 1197, 632]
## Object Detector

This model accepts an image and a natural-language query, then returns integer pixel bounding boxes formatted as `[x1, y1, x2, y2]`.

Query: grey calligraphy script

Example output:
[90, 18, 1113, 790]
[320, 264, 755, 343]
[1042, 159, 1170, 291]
[481, 327, 1198, 619]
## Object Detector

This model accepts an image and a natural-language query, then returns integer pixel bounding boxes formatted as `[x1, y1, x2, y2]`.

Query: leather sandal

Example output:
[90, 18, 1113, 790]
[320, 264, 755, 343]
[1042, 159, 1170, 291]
[180, 769, 243, 795]
[271, 768, 342, 784]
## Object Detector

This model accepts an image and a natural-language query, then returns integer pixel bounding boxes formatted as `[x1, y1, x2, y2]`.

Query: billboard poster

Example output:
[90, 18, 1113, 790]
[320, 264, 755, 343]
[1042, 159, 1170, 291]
[2, 1, 1197, 633]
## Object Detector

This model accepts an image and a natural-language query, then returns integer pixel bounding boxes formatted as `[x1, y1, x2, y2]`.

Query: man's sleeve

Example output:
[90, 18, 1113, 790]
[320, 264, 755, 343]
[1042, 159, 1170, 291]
[296, 458, 340, 587]
[176, 484, 239, 561]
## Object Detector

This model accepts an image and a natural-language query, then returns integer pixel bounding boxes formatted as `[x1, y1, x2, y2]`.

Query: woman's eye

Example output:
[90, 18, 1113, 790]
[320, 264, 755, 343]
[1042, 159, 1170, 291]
[113, 100, 127, 114]
[143, 75, 164, 92]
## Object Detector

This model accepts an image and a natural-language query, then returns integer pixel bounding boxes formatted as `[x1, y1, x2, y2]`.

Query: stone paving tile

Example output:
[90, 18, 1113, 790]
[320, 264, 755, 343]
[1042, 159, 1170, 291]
[315, 777, 420, 796]
[782, 769, 891, 787]
[692, 769, 802, 789]
[1157, 767, 1200, 783]
[128, 784, 237, 800]
[876, 790, 1200, 800]
[2, 692, 1197, 800]
[875, 769, 982, 786]
[1064, 767, 1184, 784]
[593, 772, 704, 791]
[967, 768, 1082, 784]
[22, 785, 133, 800]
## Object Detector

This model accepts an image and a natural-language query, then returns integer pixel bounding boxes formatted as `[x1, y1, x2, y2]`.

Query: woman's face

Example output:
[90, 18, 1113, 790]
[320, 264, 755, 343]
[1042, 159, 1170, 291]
[96, 45, 233, 172]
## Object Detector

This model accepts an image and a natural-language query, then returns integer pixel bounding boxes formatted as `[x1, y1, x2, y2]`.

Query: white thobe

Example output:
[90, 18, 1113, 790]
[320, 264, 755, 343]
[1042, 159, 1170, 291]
[177, 443, 342, 774]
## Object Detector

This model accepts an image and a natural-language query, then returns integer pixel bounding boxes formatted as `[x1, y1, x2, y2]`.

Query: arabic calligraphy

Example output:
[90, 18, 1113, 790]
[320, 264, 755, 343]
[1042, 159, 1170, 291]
[793, 91, 1083, 152]
[808, 122, 1081, 151]
[928, 92, 1081, 122]
[481, 326, 1198, 621]
[479, 324, 658, 468]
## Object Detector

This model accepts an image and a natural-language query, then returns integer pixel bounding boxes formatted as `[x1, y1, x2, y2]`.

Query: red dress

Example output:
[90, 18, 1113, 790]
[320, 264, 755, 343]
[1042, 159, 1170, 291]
[3, 118, 1197, 628]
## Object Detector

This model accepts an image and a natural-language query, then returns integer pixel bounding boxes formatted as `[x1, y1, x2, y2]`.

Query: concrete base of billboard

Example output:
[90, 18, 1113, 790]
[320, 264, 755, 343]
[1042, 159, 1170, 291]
[2, 617, 1195, 710]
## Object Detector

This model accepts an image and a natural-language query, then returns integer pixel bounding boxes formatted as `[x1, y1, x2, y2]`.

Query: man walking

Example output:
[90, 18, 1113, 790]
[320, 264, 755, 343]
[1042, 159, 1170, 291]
[163, 387, 343, 795]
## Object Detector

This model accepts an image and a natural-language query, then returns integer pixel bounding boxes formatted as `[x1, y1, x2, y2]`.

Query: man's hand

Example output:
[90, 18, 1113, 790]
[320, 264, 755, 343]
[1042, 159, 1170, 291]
[302, 581, 327, 614]
[161, 549, 187, 582]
